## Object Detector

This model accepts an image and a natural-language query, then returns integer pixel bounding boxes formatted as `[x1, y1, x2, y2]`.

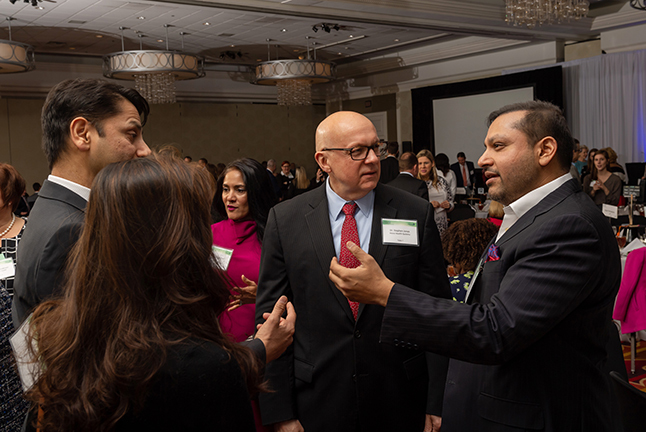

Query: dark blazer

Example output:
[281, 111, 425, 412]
[387, 172, 429, 201]
[12, 180, 86, 325]
[379, 156, 399, 184]
[380, 179, 621, 431]
[255, 183, 450, 432]
[451, 161, 476, 187]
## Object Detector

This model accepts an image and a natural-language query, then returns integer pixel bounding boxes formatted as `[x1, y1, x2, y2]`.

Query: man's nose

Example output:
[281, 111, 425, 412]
[137, 139, 151, 157]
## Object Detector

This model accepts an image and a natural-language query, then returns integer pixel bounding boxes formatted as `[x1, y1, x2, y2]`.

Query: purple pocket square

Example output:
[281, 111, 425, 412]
[485, 244, 500, 263]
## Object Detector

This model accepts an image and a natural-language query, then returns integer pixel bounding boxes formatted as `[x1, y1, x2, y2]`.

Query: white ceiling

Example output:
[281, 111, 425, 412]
[0, 0, 644, 101]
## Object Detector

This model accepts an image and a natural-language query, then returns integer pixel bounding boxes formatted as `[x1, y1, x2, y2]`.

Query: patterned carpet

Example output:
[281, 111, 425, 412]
[623, 339, 646, 392]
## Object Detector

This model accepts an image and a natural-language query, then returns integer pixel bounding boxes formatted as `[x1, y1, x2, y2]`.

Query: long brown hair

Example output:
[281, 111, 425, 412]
[27, 150, 262, 431]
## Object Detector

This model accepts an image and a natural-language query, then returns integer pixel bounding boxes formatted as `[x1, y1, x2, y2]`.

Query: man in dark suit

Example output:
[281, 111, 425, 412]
[378, 141, 399, 184]
[256, 111, 450, 432]
[12, 79, 152, 326]
[387, 151, 429, 200]
[331, 101, 621, 431]
[26, 182, 41, 209]
[450, 151, 476, 188]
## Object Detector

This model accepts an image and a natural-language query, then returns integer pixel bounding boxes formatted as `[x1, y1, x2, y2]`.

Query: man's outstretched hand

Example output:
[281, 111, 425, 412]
[255, 295, 296, 363]
[329, 241, 394, 307]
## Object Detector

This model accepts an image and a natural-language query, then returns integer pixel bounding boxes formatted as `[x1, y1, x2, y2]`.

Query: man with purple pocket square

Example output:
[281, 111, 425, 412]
[330, 101, 621, 432]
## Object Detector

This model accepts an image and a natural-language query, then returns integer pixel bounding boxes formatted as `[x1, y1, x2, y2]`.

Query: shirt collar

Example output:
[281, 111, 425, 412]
[47, 175, 91, 201]
[504, 173, 572, 221]
[326, 178, 375, 221]
[400, 171, 414, 177]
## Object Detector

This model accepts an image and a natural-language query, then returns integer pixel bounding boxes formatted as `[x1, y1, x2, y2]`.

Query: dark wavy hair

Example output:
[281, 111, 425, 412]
[441, 219, 498, 272]
[41, 79, 149, 169]
[215, 158, 277, 242]
[27, 150, 262, 432]
[0, 163, 25, 212]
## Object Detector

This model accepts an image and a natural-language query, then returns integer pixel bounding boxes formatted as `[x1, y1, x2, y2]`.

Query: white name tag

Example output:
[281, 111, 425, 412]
[10, 315, 41, 392]
[0, 258, 15, 279]
[211, 245, 234, 271]
[382, 218, 419, 246]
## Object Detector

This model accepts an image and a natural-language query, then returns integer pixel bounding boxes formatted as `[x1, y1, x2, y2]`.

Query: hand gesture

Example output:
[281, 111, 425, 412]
[227, 275, 257, 311]
[255, 295, 296, 363]
[431, 200, 440, 208]
[440, 200, 450, 209]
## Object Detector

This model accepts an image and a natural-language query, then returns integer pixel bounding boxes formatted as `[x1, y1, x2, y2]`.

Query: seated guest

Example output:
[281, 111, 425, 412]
[293, 166, 309, 196]
[25, 152, 293, 432]
[583, 149, 622, 208]
[308, 167, 327, 190]
[387, 152, 428, 200]
[602, 147, 626, 183]
[441, 219, 498, 303]
[0, 163, 29, 430]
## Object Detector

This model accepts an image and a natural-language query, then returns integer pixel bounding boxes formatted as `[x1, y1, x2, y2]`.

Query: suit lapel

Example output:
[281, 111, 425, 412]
[304, 187, 356, 323]
[468, 179, 579, 302]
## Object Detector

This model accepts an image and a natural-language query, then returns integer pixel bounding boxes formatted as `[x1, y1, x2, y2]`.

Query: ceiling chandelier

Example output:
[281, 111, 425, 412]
[0, 17, 35, 74]
[103, 26, 204, 104]
[504, 0, 589, 28]
[254, 38, 335, 106]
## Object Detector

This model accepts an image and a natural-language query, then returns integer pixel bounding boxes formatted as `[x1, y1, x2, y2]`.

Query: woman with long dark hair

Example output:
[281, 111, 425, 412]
[212, 158, 277, 342]
[582, 149, 622, 208]
[26, 152, 265, 432]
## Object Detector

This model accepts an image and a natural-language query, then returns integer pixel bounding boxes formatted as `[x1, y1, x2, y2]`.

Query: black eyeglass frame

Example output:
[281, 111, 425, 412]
[320, 143, 383, 161]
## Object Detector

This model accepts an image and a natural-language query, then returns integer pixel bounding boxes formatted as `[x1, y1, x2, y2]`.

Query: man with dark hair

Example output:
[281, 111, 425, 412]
[183, 155, 192, 163]
[331, 101, 621, 431]
[387, 152, 429, 200]
[13, 78, 151, 325]
[27, 182, 41, 209]
[379, 141, 399, 184]
[198, 157, 208, 167]
[450, 151, 475, 189]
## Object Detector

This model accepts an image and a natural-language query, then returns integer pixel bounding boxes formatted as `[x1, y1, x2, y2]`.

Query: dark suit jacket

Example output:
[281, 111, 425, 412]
[451, 161, 476, 188]
[255, 183, 450, 432]
[387, 172, 429, 201]
[379, 156, 399, 184]
[12, 180, 86, 325]
[380, 179, 621, 431]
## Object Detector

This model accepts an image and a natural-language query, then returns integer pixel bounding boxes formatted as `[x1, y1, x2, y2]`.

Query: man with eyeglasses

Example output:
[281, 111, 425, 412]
[256, 111, 451, 432]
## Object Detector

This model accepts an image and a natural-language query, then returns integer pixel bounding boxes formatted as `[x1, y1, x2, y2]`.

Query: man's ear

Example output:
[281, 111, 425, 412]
[69, 117, 93, 152]
[536, 136, 558, 167]
[315, 151, 331, 174]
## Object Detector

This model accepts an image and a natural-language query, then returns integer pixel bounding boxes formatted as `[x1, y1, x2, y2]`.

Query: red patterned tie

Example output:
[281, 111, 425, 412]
[340, 202, 360, 319]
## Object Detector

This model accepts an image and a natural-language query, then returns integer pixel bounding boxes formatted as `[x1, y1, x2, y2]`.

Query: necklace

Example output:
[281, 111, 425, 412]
[0, 213, 16, 238]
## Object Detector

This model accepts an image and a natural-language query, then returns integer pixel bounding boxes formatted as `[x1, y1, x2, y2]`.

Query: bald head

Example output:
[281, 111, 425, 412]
[316, 111, 377, 151]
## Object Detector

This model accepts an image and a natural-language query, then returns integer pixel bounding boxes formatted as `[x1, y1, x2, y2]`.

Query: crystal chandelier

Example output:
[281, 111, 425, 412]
[102, 26, 204, 104]
[0, 17, 35, 74]
[254, 38, 335, 106]
[505, 0, 589, 28]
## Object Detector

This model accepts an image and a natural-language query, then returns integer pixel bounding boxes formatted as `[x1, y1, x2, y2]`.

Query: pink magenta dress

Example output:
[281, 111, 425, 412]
[212, 219, 269, 432]
[212, 219, 261, 343]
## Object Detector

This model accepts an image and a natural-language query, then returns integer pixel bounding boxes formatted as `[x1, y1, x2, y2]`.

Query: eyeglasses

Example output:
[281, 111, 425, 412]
[321, 143, 382, 161]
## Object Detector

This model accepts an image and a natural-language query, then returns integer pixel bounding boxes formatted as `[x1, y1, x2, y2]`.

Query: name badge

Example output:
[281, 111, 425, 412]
[382, 218, 419, 246]
[0, 256, 15, 280]
[211, 245, 234, 271]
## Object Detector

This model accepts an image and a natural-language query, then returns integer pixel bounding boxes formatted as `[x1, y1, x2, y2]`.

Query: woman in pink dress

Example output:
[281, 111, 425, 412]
[212, 158, 277, 342]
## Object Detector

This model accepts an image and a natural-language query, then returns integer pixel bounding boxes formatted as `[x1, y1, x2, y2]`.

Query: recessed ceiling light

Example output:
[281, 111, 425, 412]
[203, 22, 211, 26]
[281, 28, 287, 32]
[256, 58, 262, 62]
[349, 35, 353, 38]
[96, 35, 103, 38]
[69, 47, 76, 50]
[394, 39, 400, 42]
[337, 52, 342, 55]
[345, 47, 350, 50]
[137, 16, 145, 20]
[157, 39, 163, 43]
[281, 0, 292, 3]
[230, 44, 235, 47]
[36, 6, 44, 10]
